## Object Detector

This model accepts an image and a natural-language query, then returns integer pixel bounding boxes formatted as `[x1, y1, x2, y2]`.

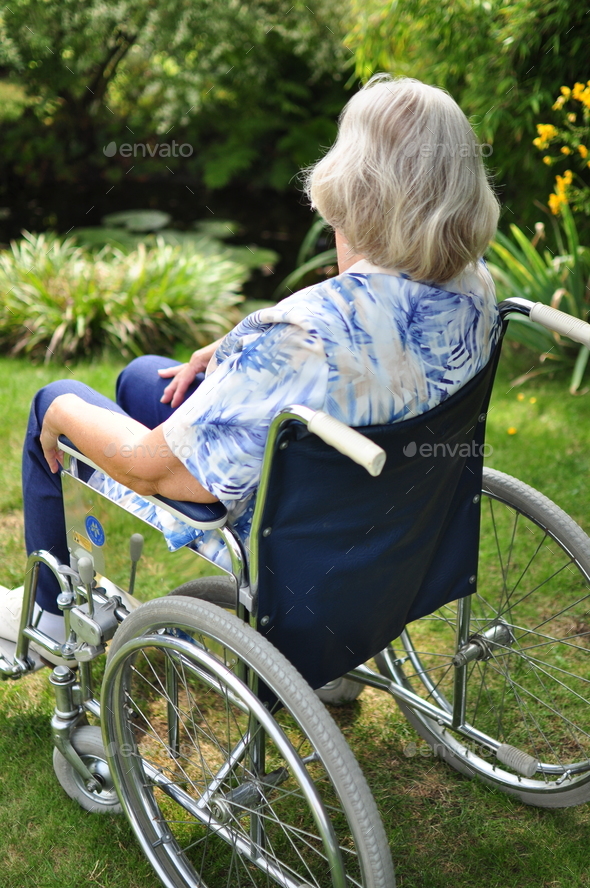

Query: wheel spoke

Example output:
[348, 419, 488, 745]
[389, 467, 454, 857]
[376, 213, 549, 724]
[383, 470, 590, 803]
[102, 596, 392, 886]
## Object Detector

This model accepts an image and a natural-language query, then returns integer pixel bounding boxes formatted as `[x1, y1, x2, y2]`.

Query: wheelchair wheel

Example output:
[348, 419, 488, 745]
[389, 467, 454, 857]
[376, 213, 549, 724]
[53, 726, 122, 814]
[102, 596, 394, 887]
[172, 577, 364, 707]
[378, 468, 590, 808]
[171, 575, 237, 608]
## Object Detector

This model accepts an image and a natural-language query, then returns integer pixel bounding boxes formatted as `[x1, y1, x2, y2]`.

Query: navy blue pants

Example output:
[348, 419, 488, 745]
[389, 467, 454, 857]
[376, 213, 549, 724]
[22, 356, 203, 614]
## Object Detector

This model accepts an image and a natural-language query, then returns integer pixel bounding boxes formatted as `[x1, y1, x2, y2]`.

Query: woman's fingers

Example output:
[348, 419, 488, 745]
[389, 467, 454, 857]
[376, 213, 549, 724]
[169, 373, 193, 408]
[159, 364, 186, 404]
[157, 365, 181, 379]
[40, 429, 61, 473]
[160, 363, 196, 407]
[160, 379, 178, 405]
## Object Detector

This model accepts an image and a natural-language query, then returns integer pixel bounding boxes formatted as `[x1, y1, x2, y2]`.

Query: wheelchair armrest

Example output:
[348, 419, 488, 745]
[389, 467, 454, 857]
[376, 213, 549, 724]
[58, 437, 228, 531]
[150, 494, 227, 529]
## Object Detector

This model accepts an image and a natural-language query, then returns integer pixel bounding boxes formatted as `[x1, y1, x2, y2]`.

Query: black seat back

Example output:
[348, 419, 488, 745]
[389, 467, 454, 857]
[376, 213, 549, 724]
[255, 341, 502, 690]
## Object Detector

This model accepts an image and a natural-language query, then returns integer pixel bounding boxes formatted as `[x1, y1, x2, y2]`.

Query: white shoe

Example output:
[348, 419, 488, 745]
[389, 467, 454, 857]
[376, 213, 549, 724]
[0, 584, 71, 670]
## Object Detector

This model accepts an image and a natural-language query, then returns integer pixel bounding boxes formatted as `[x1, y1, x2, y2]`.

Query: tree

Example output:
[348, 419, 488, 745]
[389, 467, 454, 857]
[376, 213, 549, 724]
[0, 1, 352, 200]
[345, 0, 590, 231]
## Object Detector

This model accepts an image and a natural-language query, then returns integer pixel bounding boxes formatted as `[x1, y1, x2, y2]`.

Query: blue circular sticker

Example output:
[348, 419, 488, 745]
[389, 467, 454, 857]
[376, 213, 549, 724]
[85, 515, 106, 547]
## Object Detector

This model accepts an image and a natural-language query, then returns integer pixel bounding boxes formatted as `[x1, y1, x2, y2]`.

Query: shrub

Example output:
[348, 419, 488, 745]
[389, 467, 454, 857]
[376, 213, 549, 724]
[487, 206, 590, 393]
[533, 81, 590, 218]
[0, 231, 254, 362]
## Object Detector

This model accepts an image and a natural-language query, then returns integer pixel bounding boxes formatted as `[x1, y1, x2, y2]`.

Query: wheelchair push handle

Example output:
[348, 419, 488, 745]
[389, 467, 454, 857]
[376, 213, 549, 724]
[501, 298, 590, 348]
[529, 303, 590, 348]
[307, 410, 386, 477]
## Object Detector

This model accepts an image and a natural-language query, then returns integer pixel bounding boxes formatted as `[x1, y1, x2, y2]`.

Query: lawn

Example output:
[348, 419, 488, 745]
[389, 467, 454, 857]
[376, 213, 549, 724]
[0, 344, 589, 888]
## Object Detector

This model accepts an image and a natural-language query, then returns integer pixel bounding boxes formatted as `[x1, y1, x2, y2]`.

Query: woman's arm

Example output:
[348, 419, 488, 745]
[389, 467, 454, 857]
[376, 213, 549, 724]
[41, 394, 218, 503]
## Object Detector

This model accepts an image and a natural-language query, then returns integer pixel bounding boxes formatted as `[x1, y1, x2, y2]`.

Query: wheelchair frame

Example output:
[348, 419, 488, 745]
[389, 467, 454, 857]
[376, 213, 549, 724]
[1, 295, 590, 888]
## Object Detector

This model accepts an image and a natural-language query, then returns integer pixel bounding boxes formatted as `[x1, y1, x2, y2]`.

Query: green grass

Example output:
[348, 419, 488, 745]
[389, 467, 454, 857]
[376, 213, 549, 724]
[1, 345, 590, 888]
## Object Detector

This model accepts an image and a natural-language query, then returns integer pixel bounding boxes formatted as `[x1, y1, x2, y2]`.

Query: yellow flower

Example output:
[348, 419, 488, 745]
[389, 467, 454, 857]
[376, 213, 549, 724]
[507, 427, 518, 435]
[529, 397, 537, 404]
[555, 169, 573, 195]
[575, 87, 590, 109]
[553, 96, 566, 110]
[560, 86, 571, 99]
[572, 82, 586, 100]
[543, 155, 553, 165]
[549, 192, 567, 215]
[517, 393, 525, 401]
[561, 146, 572, 154]
[548, 171, 572, 215]
[567, 113, 577, 123]
[534, 123, 558, 150]
[579, 145, 589, 159]
[536, 123, 557, 141]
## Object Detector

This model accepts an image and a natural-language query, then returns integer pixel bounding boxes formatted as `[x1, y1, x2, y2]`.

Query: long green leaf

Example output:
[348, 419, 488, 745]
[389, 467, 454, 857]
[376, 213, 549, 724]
[296, 216, 331, 267]
[569, 345, 590, 394]
[273, 249, 338, 298]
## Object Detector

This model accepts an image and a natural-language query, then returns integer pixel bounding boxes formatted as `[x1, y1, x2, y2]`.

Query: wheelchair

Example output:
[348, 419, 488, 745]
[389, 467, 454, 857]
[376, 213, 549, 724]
[1, 295, 590, 888]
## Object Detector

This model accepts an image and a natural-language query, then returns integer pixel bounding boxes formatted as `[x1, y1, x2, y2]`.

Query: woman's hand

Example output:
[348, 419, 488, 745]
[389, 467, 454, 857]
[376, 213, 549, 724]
[37, 392, 217, 502]
[40, 395, 71, 473]
[158, 340, 221, 408]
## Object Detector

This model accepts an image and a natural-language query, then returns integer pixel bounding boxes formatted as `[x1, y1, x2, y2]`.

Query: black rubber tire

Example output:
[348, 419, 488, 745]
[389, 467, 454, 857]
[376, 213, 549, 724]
[381, 468, 590, 808]
[53, 725, 122, 814]
[103, 596, 395, 887]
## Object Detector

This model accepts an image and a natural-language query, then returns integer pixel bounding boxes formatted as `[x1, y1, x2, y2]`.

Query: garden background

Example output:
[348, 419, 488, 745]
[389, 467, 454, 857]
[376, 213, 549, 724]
[1, 1, 590, 886]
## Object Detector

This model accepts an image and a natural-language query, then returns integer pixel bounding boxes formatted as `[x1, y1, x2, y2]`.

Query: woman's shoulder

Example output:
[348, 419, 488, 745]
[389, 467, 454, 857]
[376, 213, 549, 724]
[437, 259, 496, 303]
[240, 274, 368, 330]
[343, 256, 495, 302]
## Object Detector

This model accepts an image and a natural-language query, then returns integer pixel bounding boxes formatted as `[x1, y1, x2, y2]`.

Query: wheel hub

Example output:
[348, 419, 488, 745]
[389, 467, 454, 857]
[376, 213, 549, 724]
[452, 620, 516, 667]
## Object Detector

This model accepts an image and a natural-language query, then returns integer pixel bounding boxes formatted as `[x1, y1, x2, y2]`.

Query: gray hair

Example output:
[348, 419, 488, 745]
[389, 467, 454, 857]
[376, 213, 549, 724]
[304, 75, 499, 284]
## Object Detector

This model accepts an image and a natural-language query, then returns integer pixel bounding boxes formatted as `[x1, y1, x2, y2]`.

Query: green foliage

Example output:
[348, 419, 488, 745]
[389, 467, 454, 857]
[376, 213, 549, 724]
[101, 210, 172, 232]
[274, 215, 337, 297]
[346, 0, 590, 228]
[0, 0, 352, 193]
[0, 80, 31, 121]
[488, 207, 590, 392]
[0, 231, 257, 362]
[70, 213, 279, 271]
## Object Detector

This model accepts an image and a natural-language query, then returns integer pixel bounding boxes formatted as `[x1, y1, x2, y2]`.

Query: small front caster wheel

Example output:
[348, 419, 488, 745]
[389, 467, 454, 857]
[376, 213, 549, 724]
[53, 725, 122, 814]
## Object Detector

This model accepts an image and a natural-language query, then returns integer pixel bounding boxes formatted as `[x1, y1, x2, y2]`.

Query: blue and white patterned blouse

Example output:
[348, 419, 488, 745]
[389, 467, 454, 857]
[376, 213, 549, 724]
[90, 259, 501, 570]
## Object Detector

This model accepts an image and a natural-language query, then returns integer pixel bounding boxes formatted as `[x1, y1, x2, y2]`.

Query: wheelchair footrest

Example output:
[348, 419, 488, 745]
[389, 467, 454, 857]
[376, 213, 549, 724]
[0, 637, 44, 678]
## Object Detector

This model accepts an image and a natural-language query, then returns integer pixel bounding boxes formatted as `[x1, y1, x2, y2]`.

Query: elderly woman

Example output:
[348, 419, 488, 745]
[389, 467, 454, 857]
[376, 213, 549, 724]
[0, 74, 500, 656]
